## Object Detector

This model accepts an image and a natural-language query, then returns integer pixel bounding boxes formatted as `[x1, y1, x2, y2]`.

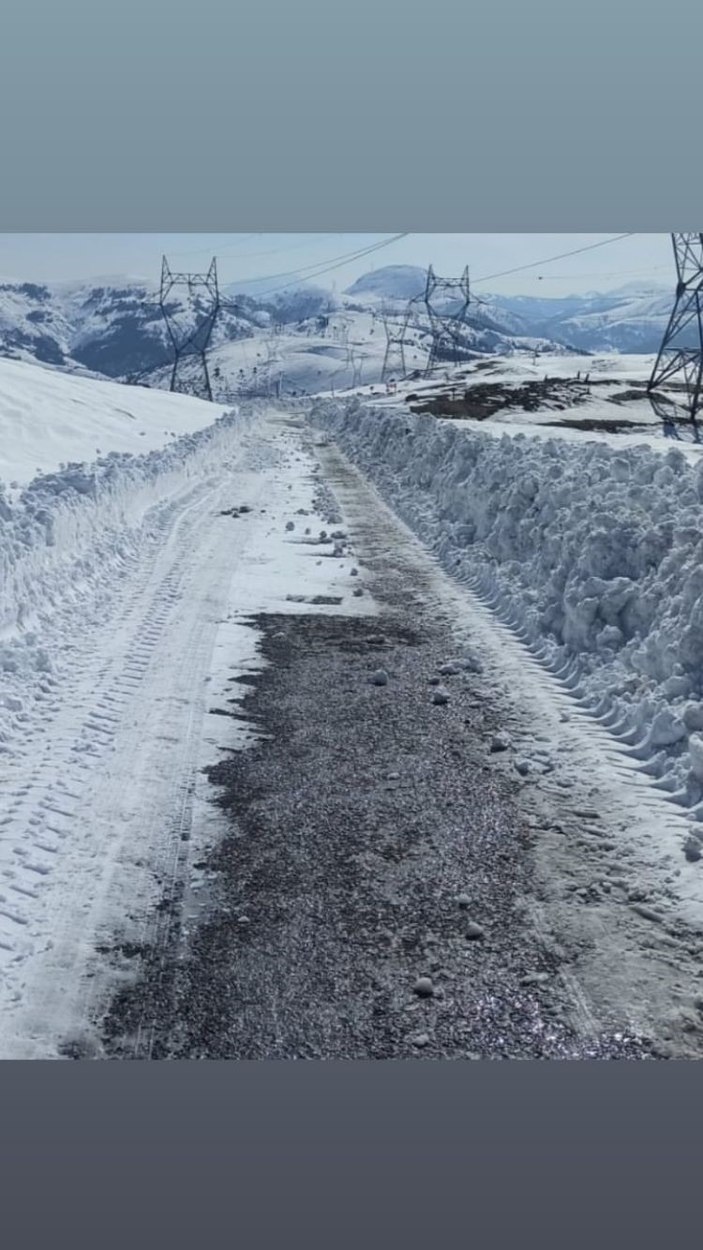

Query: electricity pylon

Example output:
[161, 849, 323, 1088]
[159, 256, 221, 401]
[381, 319, 406, 381]
[350, 348, 363, 388]
[648, 233, 703, 424]
[423, 264, 472, 376]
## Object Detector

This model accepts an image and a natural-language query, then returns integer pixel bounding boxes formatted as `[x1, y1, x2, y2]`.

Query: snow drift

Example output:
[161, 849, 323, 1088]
[311, 396, 703, 818]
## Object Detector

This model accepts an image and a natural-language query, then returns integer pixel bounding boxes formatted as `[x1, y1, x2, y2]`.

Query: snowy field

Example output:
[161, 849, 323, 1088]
[150, 309, 390, 397]
[310, 393, 703, 833]
[322, 352, 703, 464]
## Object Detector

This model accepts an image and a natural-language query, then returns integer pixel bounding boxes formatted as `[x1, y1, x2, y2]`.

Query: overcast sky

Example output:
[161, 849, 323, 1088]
[0, 233, 674, 296]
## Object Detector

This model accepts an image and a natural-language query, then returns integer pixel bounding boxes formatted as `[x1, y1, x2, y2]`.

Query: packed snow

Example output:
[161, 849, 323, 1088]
[310, 393, 703, 822]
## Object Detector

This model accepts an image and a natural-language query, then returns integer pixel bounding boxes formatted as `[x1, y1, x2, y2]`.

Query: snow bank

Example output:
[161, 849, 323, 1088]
[311, 396, 703, 818]
[0, 402, 256, 753]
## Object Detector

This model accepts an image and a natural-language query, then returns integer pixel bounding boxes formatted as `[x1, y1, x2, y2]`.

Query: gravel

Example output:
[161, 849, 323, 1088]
[101, 597, 652, 1059]
[99, 450, 654, 1061]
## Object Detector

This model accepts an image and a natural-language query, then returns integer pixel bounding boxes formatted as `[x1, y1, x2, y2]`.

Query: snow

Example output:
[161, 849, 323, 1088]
[3, 334, 703, 1053]
[310, 393, 703, 822]
[0, 402, 372, 1058]
[0, 356, 232, 490]
[4, 289, 703, 1055]
[336, 351, 703, 458]
[155, 309, 388, 397]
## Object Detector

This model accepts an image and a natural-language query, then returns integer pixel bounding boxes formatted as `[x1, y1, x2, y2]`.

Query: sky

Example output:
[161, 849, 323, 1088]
[0, 233, 675, 296]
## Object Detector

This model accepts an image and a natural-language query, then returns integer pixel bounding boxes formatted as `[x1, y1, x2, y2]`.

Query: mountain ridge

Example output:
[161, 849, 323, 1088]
[0, 264, 680, 386]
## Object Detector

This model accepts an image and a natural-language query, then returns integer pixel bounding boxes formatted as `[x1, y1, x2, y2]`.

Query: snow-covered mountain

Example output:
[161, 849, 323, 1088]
[0, 273, 568, 397]
[343, 268, 676, 355]
[484, 286, 676, 354]
[223, 278, 334, 321]
[0, 277, 260, 381]
[0, 281, 77, 368]
[345, 265, 427, 303]
[0, 263, 682, 394]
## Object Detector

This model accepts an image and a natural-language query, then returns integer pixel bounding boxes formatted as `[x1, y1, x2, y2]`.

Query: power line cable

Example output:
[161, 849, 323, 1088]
[247, 234, 410, 300]
[471, 234, 637, 286]
[165, 234, 261, 258]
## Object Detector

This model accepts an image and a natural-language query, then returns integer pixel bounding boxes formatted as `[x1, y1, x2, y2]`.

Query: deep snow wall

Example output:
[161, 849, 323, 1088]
[310, 396, 703, 817]
[0, 404, 257, 753]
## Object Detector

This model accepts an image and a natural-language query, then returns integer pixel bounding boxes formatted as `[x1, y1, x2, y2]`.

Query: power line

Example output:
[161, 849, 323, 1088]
[167, 235, 329, 263]
[218, 234, 390, 265]
[532, 265, 668, 282]
[168, 233, 397, 276]
[471, 234, 637, 286]
[165, 234, 261, 259]
[226, 237, 400, 289]
[250, 234, 410, 301]
[236, 234, 410, 298]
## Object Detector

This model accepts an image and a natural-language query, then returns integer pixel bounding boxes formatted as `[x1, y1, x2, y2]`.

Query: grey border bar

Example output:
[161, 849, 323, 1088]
[3, 1063, 703, 1246]
[3, 2, 703, 1245]
[0, 2, 701, 229]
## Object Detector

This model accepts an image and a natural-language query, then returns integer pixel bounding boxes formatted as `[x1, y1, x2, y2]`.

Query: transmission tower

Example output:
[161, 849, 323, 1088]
[648, 234, 703, 424]
[159, 256, 221, 401]
[421, 264, 473, 376]
[350, 347, 363, 389]
[332, 311, 350, 345]
[261, 334, 281, 396]
[381, 304, 411, 382]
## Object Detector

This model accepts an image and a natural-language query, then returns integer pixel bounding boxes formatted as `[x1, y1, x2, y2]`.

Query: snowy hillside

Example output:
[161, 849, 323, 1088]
[0, 276, 259, 382]
[482, 286, 676, 355]
[344, 268, 675, 355]
[143, 304, 573, 400]
[0, 281, 77, 369]
[0, 356, 232, 491]
[345, 265, 427, 303]
[1, 264, 679, 402]
[143, 308, 380, 397]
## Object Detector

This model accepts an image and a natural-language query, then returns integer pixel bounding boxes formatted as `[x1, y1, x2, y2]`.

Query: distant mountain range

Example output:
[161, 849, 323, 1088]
[0, 264, 682, 386]
[0, 278, 340, 381]
[345, 266, 675, 354]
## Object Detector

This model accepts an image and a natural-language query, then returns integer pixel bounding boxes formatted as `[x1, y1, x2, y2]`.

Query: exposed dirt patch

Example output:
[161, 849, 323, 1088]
[406, 378, 594, 420]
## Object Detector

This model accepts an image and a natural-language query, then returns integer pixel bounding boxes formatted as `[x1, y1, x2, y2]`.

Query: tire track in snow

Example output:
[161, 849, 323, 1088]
[0, 481, 221, 971]
[315, 442, 703, 1050]
[0, 429, 284, 1054]
[0, 416, 363, 1058]
[317, 439, 699, 846]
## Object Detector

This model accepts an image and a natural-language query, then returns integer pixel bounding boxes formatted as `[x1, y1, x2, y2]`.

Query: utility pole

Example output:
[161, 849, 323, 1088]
[159, 257, 221, 401]
[648, 233, 703, 424]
